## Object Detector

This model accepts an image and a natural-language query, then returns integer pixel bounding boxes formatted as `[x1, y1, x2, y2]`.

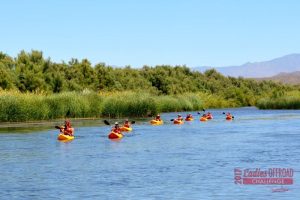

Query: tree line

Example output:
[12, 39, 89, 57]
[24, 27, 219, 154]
[0, 50, 294, 107]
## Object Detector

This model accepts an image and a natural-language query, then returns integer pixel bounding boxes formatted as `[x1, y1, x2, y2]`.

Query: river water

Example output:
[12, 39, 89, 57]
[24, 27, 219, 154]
[0, 107, 299, 199]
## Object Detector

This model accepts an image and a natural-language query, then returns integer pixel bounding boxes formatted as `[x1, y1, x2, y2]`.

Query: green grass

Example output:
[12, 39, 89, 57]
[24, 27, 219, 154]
[0, 91, 241, 122]
[256, 96, 300, 109]
[0, 91, 104, 122]
[101, 92, 157, 118]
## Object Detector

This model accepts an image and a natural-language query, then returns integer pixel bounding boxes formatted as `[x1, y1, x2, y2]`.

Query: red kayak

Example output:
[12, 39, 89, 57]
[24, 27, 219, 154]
[108, 131, 123, 139]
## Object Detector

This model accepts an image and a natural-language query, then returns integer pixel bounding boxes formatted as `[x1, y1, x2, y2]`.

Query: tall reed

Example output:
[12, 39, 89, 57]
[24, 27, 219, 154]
[256, 96, 300, 109]
[0, 91, 239, 122]
[101, 92, 157, 118]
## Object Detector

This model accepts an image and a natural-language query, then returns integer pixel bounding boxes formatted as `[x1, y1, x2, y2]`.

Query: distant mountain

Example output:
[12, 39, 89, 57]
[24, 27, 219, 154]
[256, 71, 300, 85]
[194, 54, 300, 78]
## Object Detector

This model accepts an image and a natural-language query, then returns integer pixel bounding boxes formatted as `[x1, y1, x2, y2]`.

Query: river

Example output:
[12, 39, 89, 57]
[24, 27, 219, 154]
[0, 107, 299, 199]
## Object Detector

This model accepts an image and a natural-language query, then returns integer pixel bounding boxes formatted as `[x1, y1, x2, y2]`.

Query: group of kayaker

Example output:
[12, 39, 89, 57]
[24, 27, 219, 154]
[108, 119, 133, 139]
[57, 112, 234, 140]
[173, 112, 233, 123]
[111, 119, 131, 134]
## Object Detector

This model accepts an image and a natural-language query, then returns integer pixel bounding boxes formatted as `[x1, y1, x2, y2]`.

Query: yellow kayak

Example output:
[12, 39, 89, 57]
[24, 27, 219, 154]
[57, 133, 74, 141]
[150, 119, 164, 125]
[108, 131, 123, 139]
[120, 126, 132, 132]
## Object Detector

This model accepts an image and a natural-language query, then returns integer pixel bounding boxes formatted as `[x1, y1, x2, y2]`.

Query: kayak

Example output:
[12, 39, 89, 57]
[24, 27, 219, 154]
[57, 133, 74, 141]
[174, 119, 184, 124]
[200, 117, 208, 121]
[150, 119, 164, 125]
[206, 115, 213, 120]
[120, 126, 132, 132]
[108, 131, 123, 139]
[185, 117, 194, 121]
[226, 116, 233, 120]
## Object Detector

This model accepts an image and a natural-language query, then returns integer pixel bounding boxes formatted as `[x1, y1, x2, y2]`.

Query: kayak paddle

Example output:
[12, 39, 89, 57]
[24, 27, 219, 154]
[104, 120, 110, 125]
[104, 120, 135, 125]
[55, 125, 64, 129]
[170, 119, 184, 121]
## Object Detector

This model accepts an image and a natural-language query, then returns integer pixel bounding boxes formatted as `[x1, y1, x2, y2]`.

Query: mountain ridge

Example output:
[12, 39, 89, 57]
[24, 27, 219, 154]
[256, 71, 300, 85]
[194, 54, 300, 78]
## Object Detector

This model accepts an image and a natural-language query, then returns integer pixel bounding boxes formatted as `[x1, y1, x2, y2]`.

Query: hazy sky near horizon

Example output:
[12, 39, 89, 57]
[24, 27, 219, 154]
[1, 0, 300, 67]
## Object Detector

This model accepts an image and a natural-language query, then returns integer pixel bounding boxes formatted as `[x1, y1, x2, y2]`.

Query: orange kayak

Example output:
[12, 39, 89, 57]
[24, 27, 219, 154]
[174, 119, 184, 124]
[226, 116, 233, 120]
[206, 115, 213, 120]
[200, 117, 208, 121]
[108, 131, 123, 139]
[185, 117, 194, 121]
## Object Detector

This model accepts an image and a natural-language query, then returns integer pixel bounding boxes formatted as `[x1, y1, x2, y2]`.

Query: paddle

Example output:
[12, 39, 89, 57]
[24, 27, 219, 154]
[197, 109, 205, 114]
[104, 120, 110, 125]
[104, 120, 135, 125]
[55, 125, 64, 129]
[170, 118, 184, 121]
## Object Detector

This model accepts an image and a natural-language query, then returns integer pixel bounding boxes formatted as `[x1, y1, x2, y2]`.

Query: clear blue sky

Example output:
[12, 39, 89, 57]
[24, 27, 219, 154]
[1, 0, 300, 67]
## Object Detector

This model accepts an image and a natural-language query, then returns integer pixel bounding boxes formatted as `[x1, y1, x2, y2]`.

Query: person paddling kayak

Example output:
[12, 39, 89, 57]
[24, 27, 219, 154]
[185, 113, 193, 121]
[123, 119, 131, 128]
[187, 113, 192, 118]
[206, 112, 213, 119]
[108, 122, 123, 139]
[112, 122, 121, 133]
[150, 114, 163, 125]
[60, 120, 74, 136]
[226, 113, 233, 120]
[200, 114, 208, 121]
[173, 114, 184, 124]
[177, 114, 183, 121]
[155, 114, 162, 121]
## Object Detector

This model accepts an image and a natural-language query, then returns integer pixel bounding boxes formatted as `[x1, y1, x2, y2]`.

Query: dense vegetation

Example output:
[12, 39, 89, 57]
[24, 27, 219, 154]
[256, 91, 300, 109]
[0, 50, 298, 121]
[0, 91, 205, 122]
